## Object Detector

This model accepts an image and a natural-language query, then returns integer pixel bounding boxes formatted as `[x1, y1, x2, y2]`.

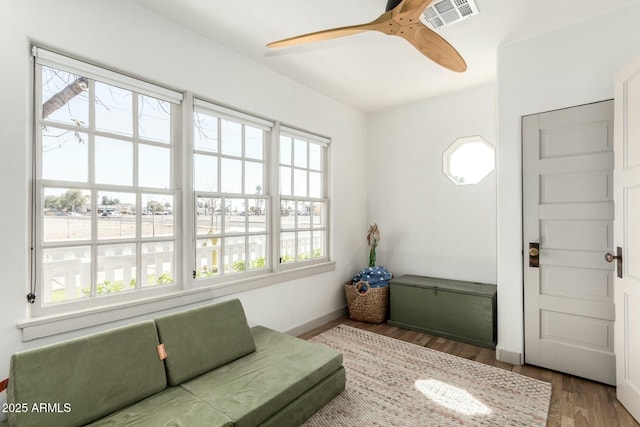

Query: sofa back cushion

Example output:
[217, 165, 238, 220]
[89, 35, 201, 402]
[155, 299, 256, 386]
[8, 321, 166, 427]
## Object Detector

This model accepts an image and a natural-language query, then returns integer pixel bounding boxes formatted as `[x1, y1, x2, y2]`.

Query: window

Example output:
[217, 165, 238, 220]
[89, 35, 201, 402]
[443, 136, 495, 185]
[279, 128, 329, 265]
[191, 101, 330, 286]
[192, 100, 271, 281]
[28, 47, 333, 330]
[32, 47, 183, 316]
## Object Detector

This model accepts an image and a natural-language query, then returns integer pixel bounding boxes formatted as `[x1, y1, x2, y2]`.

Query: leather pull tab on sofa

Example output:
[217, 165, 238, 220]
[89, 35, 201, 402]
[1, 299, 345, 427]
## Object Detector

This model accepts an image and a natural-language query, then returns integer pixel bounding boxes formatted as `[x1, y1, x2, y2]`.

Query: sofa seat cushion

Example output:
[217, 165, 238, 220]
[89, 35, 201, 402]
[180, 326, 343, 427]
[8, 321, 166, 427]
[155, 299, 256, 386]
[86, 386, 232, 427]
[259, 367, 346, 427]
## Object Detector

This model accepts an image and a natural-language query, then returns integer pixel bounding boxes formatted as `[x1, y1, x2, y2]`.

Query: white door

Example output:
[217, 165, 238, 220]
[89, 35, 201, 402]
[613, 56, 640, 421]
[523, 101, 616, 385]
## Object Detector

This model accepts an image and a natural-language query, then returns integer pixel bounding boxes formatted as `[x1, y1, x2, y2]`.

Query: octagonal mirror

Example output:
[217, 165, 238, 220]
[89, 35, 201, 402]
[443, 136, 495, 185]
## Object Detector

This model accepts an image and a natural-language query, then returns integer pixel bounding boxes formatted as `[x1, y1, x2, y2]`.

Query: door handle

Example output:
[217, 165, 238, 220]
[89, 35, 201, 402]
[605, 247, 623, 278]
[529, 242, 540, 268]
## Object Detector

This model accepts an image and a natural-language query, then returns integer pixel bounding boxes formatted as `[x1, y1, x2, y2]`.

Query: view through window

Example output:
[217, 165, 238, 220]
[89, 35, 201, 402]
[193, 100, 270, 280]
[279, 129, 328, 264]
[35, 50, 181, 313]
[443, 136, 495, 185]
[31, 47, 332, 319]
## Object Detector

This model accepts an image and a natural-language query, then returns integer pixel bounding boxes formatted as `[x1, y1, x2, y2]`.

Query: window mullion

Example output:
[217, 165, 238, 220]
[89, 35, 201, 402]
[244, 197, 249, 236]
[220, 195, 226, 278]
[172, 100, 182, 291]
[244, 235, 249, 273]
[290, 138, 299, 263]
[182, 92, 195, 289]
[306, 141, 311, 199]
[271, 123, 281, 271]
[214, 118, 222, 277]
[217, 117, 222, 195]
[263, 126, 273, 272]
[88, 79, 98, 299]
[132, 90, 142, 291]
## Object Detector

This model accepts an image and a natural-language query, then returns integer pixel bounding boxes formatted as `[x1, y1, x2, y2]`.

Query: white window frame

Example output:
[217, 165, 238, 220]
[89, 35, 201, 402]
[21, 48, 335, 341]
[191, 98, 273, 285]
[276, 126, 331, 270]
[31, 47, 183, 318]
[442, 135, 495, 185]
[188, 102, 333, 285]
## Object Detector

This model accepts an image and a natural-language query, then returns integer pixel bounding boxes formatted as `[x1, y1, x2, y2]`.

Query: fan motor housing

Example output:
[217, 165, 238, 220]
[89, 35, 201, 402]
[386, 0, 403, 12]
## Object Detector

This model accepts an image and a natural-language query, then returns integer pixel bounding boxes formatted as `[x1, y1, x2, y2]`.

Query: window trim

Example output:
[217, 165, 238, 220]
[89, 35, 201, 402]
[23, 48, 335, 340]
[33, 47, 183, 103]
[18, 260, 335, 341]
[279, 125, 331, 146]
[32, 47, 183, 318]
[193, 98, 272, 130]
[276, 125, 331, 270]
[191, 97, 274, 286]
[442, 135, 495, 186]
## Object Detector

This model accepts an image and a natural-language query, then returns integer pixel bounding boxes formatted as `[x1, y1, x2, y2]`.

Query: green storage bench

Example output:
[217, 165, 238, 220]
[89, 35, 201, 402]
[388, 275, 497, 348]
[0, 299, 345, 427]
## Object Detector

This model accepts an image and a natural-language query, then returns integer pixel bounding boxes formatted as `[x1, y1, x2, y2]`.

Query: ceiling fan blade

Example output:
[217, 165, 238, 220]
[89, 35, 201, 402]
[267, 22, 376, 48]
[398, 24, 467, 72]
[267, 0, 467, 73]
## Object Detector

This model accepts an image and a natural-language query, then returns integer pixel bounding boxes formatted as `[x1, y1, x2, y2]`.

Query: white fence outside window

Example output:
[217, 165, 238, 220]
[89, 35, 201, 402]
[43, 234, 320, 303]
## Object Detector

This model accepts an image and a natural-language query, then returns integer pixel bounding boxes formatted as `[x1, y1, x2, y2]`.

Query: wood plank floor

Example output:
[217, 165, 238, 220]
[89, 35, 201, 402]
[298, 316, 640, 427]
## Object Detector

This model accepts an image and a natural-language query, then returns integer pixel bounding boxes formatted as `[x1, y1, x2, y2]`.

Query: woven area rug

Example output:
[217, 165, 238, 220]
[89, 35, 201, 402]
[303, 325, 551, 427]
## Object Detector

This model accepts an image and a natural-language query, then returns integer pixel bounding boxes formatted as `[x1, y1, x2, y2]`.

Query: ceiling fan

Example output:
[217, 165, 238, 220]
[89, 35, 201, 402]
[267, 0, 467, 72]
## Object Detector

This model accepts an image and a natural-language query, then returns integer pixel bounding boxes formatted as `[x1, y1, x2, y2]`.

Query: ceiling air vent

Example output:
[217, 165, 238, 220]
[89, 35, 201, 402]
[421, 0, 479, 30]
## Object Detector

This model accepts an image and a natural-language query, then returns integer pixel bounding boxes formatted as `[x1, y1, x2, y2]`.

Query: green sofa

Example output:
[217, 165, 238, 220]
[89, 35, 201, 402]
[1, 299, 345, 427]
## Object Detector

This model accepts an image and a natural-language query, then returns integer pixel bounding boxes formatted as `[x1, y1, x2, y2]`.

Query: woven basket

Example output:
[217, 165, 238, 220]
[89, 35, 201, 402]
[344, 280, 389, 324]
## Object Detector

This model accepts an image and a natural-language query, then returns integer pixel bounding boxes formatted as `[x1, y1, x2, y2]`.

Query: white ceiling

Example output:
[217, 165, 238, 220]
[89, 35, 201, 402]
[132, 0, 640, 112]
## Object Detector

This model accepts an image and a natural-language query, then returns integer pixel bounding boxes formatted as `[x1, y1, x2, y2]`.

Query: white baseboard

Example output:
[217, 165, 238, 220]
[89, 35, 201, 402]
[285, 305, 347, 337]
[496, 347, 523, 365]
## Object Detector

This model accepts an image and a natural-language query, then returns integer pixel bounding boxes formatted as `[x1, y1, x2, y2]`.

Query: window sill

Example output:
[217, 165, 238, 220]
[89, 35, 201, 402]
[18, 261, 336, 341]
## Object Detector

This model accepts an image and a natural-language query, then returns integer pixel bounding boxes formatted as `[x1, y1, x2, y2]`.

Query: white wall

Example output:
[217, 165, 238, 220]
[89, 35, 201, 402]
[366, 83, 497, 284]
[5, 2, 640, 408]
[0, 0, 367, 405]
[497, 3, 640, 362]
